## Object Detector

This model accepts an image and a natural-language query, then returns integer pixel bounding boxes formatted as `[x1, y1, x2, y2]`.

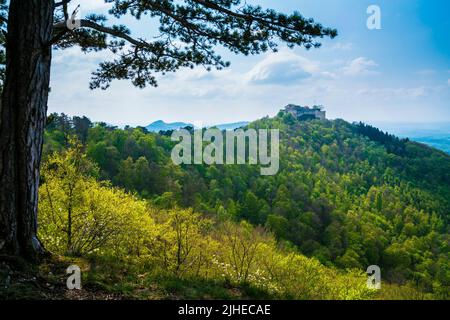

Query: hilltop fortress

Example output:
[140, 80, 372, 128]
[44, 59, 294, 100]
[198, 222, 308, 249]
[284, 104, 326, 121]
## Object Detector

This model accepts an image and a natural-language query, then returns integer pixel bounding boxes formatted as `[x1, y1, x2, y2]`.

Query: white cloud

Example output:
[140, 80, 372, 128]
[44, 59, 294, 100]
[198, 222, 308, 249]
[245, 51, 319, 85]
[447, 79, 450, 86]
[52, 47, 113, 66]
[342, 57, 378, 76]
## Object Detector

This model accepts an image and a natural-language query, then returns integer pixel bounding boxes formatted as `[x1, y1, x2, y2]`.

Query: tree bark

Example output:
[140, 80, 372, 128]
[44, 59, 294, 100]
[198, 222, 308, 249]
[0, 0, 54, 261]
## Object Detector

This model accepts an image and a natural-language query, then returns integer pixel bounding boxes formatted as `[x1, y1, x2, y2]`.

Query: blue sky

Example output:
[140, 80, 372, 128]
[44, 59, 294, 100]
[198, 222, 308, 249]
[49, 0, 450, 126]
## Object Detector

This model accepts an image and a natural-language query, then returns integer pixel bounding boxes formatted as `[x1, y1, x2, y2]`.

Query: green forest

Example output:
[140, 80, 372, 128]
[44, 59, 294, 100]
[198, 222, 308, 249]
[5, 111, 447, 300]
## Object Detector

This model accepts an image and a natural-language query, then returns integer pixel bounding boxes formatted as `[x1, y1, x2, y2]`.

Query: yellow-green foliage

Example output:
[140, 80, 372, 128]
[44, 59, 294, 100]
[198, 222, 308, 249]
[208, 221, 373, 299]
[39, 139, 155, 257]
[145, 208, 218, 278]
[376, 283, 435, 300]
[38, 141, 375, 299]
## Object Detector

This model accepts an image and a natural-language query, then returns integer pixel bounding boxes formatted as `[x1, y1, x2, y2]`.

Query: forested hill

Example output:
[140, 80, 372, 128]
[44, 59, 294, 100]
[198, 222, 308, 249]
[43, 112, 450, 297]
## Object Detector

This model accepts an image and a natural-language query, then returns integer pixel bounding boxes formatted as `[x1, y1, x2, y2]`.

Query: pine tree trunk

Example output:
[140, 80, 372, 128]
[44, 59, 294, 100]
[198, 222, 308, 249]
[0, 0, 54, 261]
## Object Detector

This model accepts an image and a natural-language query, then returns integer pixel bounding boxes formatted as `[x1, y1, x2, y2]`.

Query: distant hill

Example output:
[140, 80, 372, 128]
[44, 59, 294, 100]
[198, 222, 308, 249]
[146, 120, 192, 132]
[146, 120, 250, 132]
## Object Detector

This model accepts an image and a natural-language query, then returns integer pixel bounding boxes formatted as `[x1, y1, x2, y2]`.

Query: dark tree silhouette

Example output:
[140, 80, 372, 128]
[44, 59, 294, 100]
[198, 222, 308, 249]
[354, 122, 408, 156]
[0, 0, 336, 261]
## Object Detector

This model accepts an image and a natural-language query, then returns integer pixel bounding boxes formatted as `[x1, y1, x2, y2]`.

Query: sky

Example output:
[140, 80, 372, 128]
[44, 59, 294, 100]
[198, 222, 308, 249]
[48, 0, 450, 127]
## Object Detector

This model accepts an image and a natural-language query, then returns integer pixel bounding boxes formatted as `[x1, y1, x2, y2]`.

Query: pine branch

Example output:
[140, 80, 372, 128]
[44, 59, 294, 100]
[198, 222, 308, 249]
[49, 0, 338, 89]
[53, 19, 147, 48]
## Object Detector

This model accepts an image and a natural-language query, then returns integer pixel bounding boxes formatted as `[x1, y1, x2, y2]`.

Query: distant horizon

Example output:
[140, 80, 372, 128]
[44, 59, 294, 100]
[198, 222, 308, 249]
[49, 0, 450, 125]
[53, 110, 450, 154]
[53, 111, 450, 129]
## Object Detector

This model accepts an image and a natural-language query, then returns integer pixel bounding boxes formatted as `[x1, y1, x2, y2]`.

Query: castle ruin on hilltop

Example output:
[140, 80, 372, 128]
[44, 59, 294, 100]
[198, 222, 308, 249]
[284, 104, 326, 121]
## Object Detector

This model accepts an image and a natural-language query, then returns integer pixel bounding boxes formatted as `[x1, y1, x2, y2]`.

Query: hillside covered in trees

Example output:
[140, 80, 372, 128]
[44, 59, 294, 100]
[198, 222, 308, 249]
[5, 111, 447, 300]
